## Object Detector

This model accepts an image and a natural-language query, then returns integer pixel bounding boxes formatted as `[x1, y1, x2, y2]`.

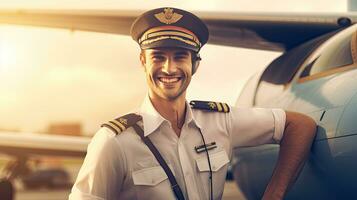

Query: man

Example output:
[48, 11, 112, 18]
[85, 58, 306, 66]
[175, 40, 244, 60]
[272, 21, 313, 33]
[69, 7, 316, 200]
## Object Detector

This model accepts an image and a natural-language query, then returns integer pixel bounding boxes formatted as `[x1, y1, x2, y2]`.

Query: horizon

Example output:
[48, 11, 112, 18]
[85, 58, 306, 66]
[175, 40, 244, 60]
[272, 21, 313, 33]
[0, 0, 347, 135]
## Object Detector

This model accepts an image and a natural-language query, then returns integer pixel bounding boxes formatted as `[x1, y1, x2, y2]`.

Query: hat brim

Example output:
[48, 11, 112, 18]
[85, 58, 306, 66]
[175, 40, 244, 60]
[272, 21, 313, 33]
[140, 39, 199, 52]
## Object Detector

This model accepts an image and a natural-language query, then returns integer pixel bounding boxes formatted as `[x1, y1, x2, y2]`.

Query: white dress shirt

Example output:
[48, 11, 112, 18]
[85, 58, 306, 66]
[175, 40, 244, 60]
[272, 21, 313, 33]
[69, 96, 285, 200]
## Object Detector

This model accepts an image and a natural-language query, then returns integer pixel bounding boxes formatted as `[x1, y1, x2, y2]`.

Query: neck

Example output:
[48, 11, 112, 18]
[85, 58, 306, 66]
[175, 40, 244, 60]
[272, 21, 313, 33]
[149, 93, 186, 137]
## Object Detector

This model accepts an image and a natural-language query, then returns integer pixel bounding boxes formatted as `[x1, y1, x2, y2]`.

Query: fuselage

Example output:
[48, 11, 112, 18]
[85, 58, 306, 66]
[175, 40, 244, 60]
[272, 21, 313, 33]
[234, 23, 357, 200]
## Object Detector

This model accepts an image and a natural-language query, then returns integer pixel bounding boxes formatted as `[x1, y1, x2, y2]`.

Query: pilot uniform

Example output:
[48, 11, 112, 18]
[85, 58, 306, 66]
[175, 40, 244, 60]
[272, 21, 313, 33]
[69, 7, 286, 200]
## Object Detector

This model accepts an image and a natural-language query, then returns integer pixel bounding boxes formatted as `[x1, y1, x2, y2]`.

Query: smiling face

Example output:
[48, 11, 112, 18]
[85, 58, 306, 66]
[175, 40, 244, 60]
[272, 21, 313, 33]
[140, 47, 194, 101]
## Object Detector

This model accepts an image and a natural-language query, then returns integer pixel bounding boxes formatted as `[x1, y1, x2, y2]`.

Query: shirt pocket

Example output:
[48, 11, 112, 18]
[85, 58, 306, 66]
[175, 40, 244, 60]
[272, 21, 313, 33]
[195, 150, 230, 200]
[132, 165, 176, 200]
[196, 150, 230, 172]
[132, 166, 168, 186]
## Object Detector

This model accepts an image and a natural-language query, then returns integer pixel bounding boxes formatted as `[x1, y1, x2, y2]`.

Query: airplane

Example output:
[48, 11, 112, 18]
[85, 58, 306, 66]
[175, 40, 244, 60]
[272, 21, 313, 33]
[234, 13, 357, 200]
[0, 131, 90, 198]
[1, 5, 357, 200]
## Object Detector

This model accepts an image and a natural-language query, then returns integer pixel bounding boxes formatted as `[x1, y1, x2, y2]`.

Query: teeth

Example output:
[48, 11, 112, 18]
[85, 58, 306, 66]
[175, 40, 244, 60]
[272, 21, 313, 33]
[159, 77, 180, 83]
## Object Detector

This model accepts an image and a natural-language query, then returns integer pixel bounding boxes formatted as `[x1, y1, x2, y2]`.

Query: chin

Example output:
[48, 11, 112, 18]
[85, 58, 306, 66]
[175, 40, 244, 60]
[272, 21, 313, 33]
[159, 91, 185, 101]
[161, 94, 180, 101]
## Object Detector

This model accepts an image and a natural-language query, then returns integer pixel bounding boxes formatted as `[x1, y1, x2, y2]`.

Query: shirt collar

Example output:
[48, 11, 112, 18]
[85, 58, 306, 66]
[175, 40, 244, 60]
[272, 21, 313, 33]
[184, 101, 201, 129]
[139, 95, 201, 137]
[139, 95, 166, 137]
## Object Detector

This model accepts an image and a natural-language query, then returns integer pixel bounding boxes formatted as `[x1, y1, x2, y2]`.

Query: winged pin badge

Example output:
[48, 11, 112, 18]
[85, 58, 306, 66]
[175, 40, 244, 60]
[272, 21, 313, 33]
[154, 8, 183, 24]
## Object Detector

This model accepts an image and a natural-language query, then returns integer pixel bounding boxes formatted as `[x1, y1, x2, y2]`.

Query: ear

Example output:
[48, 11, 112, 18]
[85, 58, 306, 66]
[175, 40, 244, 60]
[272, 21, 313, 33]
[192, 60, 200, 75]
[140, 52, 146, 69]
[192, 53, 201, 75]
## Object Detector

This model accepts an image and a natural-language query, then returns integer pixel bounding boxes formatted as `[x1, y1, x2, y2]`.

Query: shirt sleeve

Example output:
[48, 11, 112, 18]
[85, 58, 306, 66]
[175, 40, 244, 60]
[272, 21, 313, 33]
[68, 127, 126, 200]
[227, 106, 286, 148]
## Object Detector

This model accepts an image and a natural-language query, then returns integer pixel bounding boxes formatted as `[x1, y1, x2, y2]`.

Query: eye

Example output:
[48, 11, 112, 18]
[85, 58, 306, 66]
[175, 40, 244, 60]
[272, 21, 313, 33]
[175, 55, 188, 60]
[151, 55, 165, 61]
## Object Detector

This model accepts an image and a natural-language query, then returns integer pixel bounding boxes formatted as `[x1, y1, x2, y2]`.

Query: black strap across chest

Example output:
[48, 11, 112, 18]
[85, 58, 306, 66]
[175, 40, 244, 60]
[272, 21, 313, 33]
[103, 108, 228, 200]
[131, 123, 185, 200]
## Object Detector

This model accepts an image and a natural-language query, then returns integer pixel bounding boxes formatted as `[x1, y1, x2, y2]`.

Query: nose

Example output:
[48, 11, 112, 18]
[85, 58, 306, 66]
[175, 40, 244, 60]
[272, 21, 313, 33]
[162, 57, 177, 74]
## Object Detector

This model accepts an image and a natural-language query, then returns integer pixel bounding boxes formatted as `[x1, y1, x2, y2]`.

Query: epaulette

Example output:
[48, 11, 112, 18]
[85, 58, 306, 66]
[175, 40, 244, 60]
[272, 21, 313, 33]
[190, 100, 230, 113]
[101, 113, 142, 135]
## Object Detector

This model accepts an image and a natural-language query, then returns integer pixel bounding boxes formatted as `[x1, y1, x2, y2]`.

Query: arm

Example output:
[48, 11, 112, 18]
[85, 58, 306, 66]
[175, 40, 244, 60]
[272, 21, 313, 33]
[262, 111, 317, 200]
[69, 128, 126, 200]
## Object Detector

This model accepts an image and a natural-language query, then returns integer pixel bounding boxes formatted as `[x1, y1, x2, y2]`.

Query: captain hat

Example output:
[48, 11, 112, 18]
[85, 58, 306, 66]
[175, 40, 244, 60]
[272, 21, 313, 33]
[130, 7, 209, 52]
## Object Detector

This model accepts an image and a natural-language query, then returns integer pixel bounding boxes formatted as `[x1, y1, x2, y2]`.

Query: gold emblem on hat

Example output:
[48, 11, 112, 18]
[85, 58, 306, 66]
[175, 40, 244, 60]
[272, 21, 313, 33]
[154, 8, 183, 24]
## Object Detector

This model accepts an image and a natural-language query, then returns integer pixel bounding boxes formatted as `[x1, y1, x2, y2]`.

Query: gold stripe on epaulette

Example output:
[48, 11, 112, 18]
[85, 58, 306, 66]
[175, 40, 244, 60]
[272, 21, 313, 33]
[111, 120, 126, 131]
[222, 103, 229, 113]
[108, 121, 123, 133]
[101, 113, 143, 135]
[190, 100, 230, 113]
[216, 102, 223, 112]
[101, 123, 120, 135]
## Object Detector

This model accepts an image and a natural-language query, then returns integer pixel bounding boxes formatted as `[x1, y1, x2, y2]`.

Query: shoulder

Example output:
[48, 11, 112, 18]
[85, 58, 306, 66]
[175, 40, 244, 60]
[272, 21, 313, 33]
[190, 100, 230, 113]
[190, 100, 230, 128]
[88, 113, 142, 158]
[228, 106, 285, 123]
[101, 113, 142, 135]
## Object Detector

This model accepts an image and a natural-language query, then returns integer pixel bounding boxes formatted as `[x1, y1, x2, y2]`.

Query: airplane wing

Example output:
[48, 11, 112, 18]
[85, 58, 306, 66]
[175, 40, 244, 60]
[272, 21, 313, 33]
[1, 9, 357, 51]
[0, 131, 90, 158]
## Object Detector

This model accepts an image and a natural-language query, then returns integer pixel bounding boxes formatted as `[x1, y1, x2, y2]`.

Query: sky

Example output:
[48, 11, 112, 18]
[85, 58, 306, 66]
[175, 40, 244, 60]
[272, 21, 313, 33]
[0, 0, 347, 12]
[0, 0, 348, 135]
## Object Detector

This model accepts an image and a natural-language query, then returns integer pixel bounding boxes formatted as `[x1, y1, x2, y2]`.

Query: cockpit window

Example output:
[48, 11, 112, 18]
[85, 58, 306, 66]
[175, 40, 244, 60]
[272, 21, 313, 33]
[259, 31, 336, 85]
[253, 31, 336, 106]
[299, 27, 356, 80]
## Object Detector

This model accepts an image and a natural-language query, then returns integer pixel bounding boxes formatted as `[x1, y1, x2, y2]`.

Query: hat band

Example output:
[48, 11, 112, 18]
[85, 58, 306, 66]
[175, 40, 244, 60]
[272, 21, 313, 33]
[140, 35, 199, 48]
[139, 26, 201, 47]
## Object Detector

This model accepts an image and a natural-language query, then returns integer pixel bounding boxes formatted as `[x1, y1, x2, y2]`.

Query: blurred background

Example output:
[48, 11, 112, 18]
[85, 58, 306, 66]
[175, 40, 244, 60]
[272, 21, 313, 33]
[0, 0, 346, 199]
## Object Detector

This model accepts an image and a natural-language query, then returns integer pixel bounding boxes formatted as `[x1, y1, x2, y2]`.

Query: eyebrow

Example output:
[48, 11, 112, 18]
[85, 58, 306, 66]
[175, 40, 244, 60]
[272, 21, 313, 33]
[149, 51, 165, 56]
[174, 51, 190, 56]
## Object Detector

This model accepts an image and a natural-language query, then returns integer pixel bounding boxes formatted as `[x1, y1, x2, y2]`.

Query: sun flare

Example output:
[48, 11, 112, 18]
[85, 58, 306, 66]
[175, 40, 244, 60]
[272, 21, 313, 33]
[0, 26, 19, 71]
